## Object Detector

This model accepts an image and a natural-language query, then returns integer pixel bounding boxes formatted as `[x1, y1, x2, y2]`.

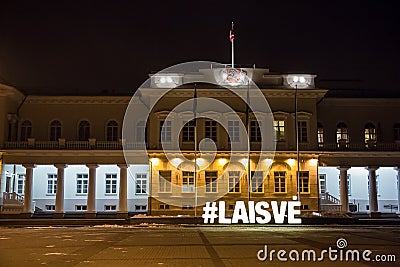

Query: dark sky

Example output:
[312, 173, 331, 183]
[0, 1, 399, 96]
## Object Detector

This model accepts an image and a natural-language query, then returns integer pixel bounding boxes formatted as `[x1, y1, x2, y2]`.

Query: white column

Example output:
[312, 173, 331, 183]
[86, 164, 98, 215]
[23, 164, 36, 213]
[118, 164, 128, 215]
[338, 166, 350, 213]
[366, 166, 379, 213]
[395, 167, 400, 214]
[54, 164, 66, 214]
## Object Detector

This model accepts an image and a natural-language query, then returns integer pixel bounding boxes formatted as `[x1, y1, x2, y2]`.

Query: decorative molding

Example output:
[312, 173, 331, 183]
[26, 96, 131, 105]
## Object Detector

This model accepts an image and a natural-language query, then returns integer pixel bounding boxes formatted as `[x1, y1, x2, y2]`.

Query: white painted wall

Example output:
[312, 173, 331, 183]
[1, 164, 149, 212]
[319, 166, 398, 212]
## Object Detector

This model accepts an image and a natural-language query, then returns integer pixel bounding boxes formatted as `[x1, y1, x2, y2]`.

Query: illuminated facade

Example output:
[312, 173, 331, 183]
[0, 66, 399, 218]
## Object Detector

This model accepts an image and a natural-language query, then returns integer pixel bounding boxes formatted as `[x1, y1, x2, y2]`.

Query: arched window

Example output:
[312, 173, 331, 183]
[364, 123, 376, 144]
[136, 121, 146, 142]
[50, 120, 62, 141]
[317, 122, 324, 148]
[78, 120, 90, 141]
[20, 120, 32, 141]
[394, 123, 400, 141]
[106, 120, 118, 141]
[336, 122, 349, 145]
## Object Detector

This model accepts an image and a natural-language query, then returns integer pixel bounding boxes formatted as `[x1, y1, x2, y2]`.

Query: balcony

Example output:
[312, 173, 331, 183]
[4, 139, 145, 150]
[319, 142, 400, 151]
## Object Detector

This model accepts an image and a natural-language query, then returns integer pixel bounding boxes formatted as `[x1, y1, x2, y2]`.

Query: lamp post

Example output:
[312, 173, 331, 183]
[289, 75, 309, 201]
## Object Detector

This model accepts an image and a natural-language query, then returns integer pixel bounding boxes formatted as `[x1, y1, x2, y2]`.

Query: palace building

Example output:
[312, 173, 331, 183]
[0, 65, 399, 218]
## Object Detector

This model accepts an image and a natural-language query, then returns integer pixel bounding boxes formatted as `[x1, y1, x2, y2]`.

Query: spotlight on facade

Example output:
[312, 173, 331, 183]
[218, 158, 228, 166]
[240, 158, 249, 167]
[265, 158, 273, 166]
[285, 74, 314, 89]
[170, 157, 183, 167]
[151, 73, 183, 88]
[309, 158, 318, 166]
[195, 158, 205, 166]
[150, 158, 160, 165]
[287, 158, 296, 167]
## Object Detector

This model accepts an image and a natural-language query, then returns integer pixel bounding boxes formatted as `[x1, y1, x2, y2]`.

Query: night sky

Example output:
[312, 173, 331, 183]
[0, 1, 399, 96]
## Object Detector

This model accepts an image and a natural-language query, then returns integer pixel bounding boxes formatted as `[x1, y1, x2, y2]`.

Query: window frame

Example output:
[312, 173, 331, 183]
[274, 120, 285, 142]
[47, 173, 57, 195]
[251, 171, 264, 193]
[205, 171, 218, 193]
[76, 173, 89, 195]
[228, 171, 241, 193]
[106, 120, 119, 141]
[182, 171, 195, 193]
[205, 120, 217, 142]
[49, 120, 62, 141]
[105, 173, 118, 194]
[135, 173, 147, 194]
[274, 171, 286, 193]
[159, 171, 172, 193]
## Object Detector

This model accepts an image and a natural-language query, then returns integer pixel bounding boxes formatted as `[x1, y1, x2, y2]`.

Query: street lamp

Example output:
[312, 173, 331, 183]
[287, 75, 311, 201]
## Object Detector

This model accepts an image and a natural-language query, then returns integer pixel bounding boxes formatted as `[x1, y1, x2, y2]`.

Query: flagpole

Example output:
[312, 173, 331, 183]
[246, 81, 251, 202]
[194, 83, 198, 217]
[231, 22, 234, 68]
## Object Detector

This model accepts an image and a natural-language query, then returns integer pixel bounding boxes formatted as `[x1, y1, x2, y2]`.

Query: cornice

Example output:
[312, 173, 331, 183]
[26, 95, 132, 105]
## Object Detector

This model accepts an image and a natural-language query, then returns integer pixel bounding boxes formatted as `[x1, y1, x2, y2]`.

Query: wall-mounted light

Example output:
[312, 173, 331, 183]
[287, 158, 296, 167]
[265, 159, 274, 166]
[150, 158, 160, 165]
[170, 157, 183, 168]
[218, 158, 228, 166]
[240, 158, 249, 167]
[309, 158, 318, 167]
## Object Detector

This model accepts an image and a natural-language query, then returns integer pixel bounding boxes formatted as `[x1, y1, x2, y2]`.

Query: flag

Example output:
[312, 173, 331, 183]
[229, 22, 234, 43]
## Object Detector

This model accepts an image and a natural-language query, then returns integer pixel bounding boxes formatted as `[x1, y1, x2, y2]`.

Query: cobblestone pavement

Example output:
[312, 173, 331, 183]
[0, 225, 399, 266]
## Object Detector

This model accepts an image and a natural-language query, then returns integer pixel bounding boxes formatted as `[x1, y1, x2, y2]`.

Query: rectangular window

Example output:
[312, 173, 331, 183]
[160, 204, 170, 210]
[205, 171, 217, 193]
[182, 205, 193, 209]
[182, 171, 195, 193]
[17, 174, 25, 195]
[182, 120, 195, 142]
[105, 174, 117, 194]
[136, 121, 146, 142]
[45, 205, 55, 211]
[300, 204, 309, 210]
[299, 171, 309, 193]
[251, 171, 263, 193]
[76, 173, 88, 194]
[104, 205, 117, 211]
[75, 205, 87, 211]
[159, 171, 172, 193]
[298, 121, 308, 143]
[228, 171, 241, 193]
[250, 121, 261, 142]
[274, 120, 285, 141]
[136, 173, 147, 194]
[160, 120, 172, 142]
[274, 171, 286, 193]
[228, 120, 240, 142]
[319, 174, 326, 194]
[135, 205, 147, 211]
[205, 120, 217, 141]
[47, 174, 57, 195]
[318, 127, 324, 147]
